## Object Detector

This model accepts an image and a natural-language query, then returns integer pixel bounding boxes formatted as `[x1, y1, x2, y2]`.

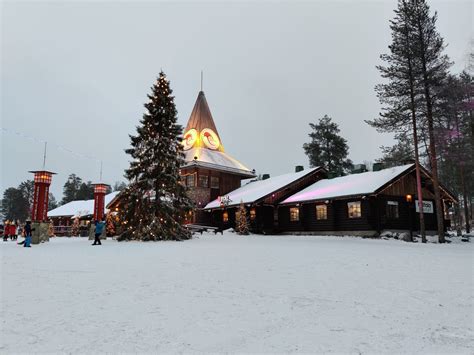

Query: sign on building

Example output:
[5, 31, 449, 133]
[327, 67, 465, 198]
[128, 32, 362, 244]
[415, 200, 434, 213]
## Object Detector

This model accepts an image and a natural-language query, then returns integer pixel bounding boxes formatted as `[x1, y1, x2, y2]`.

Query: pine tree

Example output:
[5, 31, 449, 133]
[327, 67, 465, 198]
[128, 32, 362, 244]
[303, 115, 353, 177]
[367, 0, 427, 242]
[105, 212, 116, 237]
[71, 217, 80, 236]
[437, 72, 474, 233]
[235, 202, 250, 235]
[411, 0, 452, 242]
[378, 133, 414, 168]
[62, 174, 83, 204]
[120, 71, 193, 241]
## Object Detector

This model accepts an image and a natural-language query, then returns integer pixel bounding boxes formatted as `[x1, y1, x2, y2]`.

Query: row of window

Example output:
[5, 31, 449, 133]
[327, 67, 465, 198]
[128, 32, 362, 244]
[223, 209, 257, 223]
[183, 174, 219, 188]
[289, 200, 400, 222]
[222, 201, 401, 223]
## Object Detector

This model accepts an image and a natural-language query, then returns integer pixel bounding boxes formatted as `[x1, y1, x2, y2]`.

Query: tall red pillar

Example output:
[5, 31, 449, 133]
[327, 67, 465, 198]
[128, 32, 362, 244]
[29, 170, 56, 222]
[92, 183, 109, 221]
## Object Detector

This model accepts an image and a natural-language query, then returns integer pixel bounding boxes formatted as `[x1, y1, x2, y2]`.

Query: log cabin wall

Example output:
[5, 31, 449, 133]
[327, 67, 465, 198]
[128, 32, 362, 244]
[301, 203, 335, 231]
[380, 173, 435, 199]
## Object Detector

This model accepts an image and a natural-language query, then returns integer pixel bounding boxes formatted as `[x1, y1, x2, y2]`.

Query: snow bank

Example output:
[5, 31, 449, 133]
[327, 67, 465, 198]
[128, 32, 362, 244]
[2, 233, 473, 353]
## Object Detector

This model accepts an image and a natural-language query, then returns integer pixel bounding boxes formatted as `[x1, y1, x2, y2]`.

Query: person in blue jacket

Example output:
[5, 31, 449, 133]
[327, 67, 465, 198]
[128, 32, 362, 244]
[92, 219, 105, 246]
[24, 220, 34, 247]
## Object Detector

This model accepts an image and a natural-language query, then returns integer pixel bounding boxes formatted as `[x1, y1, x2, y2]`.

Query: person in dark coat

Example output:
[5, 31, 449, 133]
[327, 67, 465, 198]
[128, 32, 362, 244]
[24, 220, 34, 247]
[92, 220, 105, 246]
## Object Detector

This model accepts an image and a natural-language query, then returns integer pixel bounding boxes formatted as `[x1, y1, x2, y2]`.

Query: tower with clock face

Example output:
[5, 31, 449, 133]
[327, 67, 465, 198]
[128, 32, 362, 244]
[181, 90, 256, 224]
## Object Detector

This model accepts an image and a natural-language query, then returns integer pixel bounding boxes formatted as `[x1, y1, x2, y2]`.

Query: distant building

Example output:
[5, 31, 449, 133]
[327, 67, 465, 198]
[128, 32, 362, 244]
[48, 192, 119, 235]
[204, 164, 457, 236]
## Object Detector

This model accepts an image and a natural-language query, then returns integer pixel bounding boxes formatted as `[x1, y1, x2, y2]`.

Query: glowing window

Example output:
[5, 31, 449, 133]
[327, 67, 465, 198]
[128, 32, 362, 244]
[223, 211, 229, 223]
[316, 205, 327, 220]
[199, 175, 208, 188]
[211, 176, 220, 189]
[250, 208, 256, 220]
[348, 202, 362, 218]
[387, 201, 399, 219]
[290, 207, 299, 222]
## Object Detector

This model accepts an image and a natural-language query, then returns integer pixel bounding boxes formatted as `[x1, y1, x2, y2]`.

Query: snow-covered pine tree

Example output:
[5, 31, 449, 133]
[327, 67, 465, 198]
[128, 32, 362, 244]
[71, 217, 80, 236]
[235, 201, 250, 235]
[120, 71, 193, 241]
[105, 212, 116, 237]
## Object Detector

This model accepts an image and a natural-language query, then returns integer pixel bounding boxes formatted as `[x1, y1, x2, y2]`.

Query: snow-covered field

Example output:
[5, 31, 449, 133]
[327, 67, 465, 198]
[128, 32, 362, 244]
[2, 233, 473, 354]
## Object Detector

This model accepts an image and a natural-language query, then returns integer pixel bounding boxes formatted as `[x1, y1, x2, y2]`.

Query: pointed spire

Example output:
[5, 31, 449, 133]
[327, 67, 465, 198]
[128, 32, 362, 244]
[183, 90, 224, 152]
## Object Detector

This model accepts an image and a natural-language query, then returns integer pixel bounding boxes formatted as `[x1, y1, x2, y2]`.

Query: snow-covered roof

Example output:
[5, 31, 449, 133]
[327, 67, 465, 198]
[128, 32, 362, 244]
[281, 164, 414, 204]
[48, 192, 120, 218]
[183, 147, 255, 177]
[205, 167, 321, 209]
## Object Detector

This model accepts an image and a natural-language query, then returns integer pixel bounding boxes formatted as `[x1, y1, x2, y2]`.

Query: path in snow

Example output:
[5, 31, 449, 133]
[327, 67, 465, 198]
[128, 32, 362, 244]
[1, 233, 473, 353]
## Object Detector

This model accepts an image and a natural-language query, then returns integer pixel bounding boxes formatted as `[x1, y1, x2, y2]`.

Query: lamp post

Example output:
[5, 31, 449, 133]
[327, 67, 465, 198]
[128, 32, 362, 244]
[29, 170, 56, 243]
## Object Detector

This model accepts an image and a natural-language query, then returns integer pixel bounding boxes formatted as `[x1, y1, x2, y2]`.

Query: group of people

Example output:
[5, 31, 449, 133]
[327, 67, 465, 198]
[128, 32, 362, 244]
[2, 220, 21, 241]
[2, 220, 34, 247]
[2, 218, 104, 247]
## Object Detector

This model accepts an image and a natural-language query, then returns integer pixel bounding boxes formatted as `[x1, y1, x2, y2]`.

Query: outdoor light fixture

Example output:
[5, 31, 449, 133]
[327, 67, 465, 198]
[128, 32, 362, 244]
[406, 194, 413, 202]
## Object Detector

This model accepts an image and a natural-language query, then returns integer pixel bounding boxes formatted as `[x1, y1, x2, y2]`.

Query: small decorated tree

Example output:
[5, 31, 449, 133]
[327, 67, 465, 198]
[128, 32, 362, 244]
[105, 212, 116, 237]
[71, 217, 80, 237]
[48, 219, 55, 237]
[235, 201, 250, 235]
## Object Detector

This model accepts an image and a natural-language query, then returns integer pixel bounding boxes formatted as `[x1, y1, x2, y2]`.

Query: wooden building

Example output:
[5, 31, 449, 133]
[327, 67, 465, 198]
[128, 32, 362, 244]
[204, 164, 457, 236]
[180, 90, 256, 223]
[204, 167, 326, 233]
[48, 192, 119, 236]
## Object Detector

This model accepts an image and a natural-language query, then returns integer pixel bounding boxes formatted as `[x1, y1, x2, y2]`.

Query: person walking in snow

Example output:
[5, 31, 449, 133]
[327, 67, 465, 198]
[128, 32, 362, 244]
[24, 220, 34, 247]
[92, 219, 105, 246]
[3, 221, 10, 241]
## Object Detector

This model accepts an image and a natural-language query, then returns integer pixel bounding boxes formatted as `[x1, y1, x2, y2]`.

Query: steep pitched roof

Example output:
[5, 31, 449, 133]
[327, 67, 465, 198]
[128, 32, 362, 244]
[182, 90, 255, 177]
[205, 167, 323, 209]
[184, 91, 224, 152]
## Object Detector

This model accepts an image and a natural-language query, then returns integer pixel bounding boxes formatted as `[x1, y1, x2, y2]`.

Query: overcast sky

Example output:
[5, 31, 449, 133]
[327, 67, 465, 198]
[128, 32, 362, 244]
[1, 0, 472, 199]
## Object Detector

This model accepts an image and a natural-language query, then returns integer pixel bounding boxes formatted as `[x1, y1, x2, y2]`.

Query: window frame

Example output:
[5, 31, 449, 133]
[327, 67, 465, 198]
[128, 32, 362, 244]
[347, 201, 362, 219]
[210, 176, 220, 189]
[289, 207, 300, 222]
[386, 200, 399, 219]
[199, 175, 209, 188]
[185, 174, 195, 187]
[316, 204, 328, 220]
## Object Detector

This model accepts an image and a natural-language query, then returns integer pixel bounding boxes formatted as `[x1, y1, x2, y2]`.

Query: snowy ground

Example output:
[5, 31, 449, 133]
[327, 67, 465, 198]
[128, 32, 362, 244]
[1, 233, 473, 354]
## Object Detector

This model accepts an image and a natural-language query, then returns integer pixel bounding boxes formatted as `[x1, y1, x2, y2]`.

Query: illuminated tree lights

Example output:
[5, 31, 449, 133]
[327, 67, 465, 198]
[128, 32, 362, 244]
[120, 71, 193, 241]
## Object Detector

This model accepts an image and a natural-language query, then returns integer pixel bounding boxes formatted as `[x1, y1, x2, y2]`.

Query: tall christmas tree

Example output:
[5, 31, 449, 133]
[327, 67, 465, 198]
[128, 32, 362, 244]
[120, 71, 193, 241]
[235, 201, 250, 235]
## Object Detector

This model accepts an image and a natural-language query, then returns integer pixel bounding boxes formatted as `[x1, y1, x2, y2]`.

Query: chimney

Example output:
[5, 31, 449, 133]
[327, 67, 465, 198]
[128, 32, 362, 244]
[262, 174, 270, 180]
[295, 165, 304, 173]
[373, 162, 384, 171]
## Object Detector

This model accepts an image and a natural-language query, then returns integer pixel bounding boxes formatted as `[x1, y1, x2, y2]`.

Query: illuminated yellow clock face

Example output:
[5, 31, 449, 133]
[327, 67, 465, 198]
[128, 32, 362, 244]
[182, 129, 198, 150]
[200, 128, 220, 150]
